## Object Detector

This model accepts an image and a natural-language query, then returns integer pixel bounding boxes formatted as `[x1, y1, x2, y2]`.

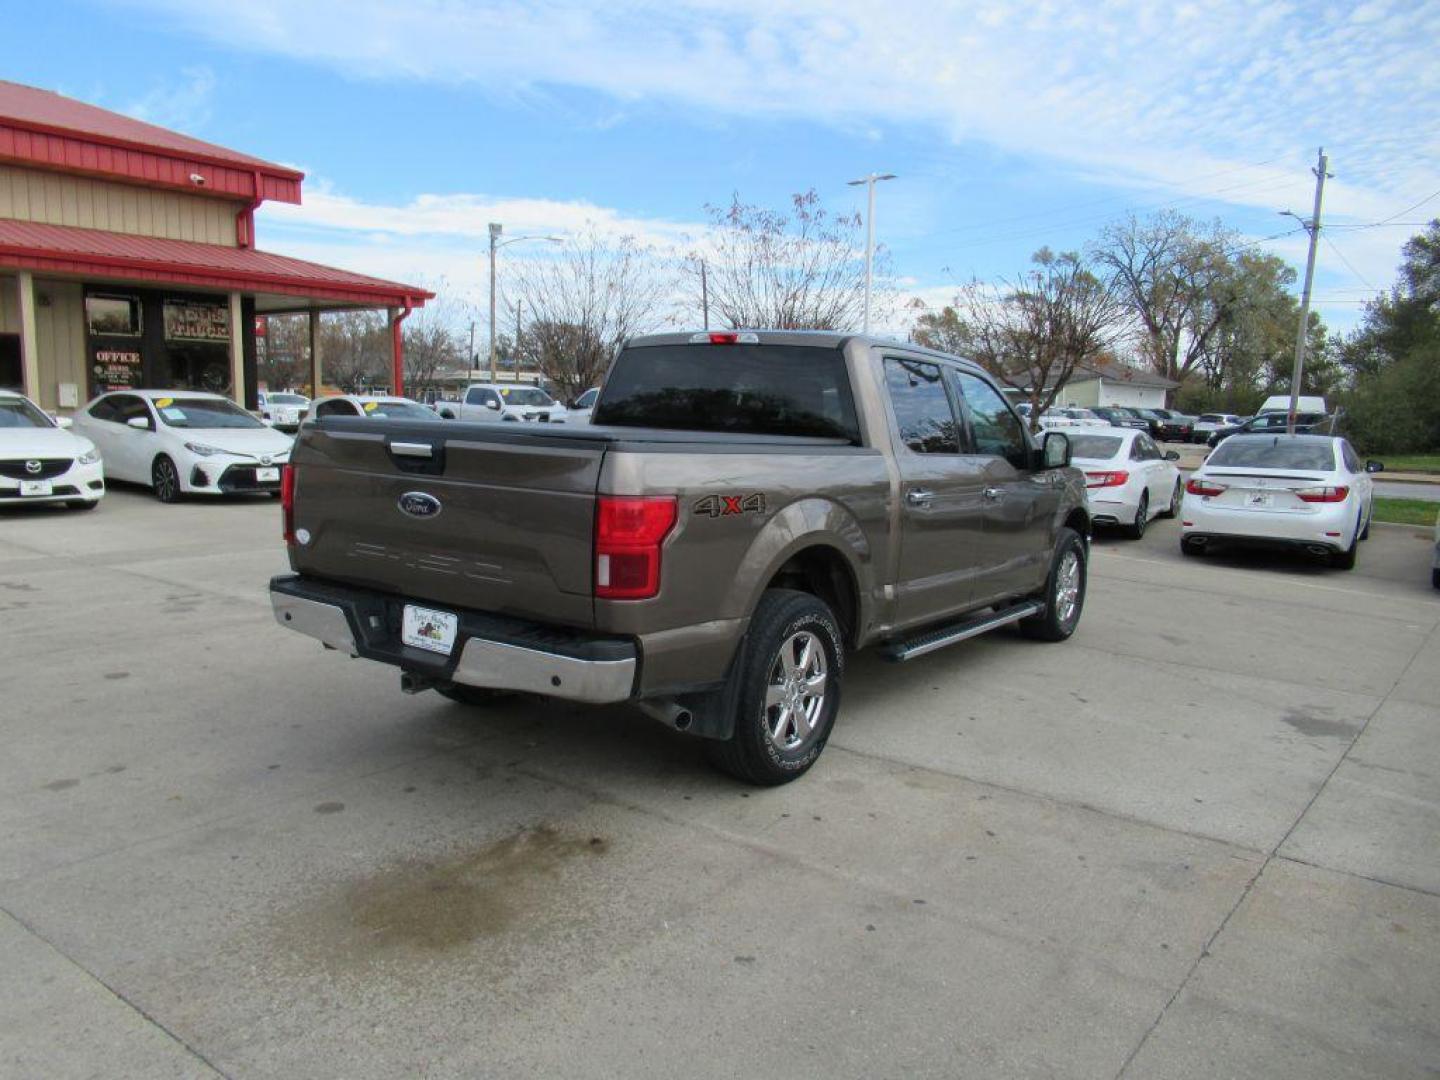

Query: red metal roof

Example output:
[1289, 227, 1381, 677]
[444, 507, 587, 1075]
[0, 80, 303, 205]
[0, 219, 430, 308]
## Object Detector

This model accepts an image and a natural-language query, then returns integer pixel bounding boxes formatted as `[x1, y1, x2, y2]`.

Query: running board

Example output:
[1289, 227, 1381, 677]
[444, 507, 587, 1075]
[880, 601, 1044, 662]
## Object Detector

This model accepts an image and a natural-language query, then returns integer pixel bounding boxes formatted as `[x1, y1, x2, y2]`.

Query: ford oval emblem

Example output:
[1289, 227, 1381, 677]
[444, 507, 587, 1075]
[398, 491, 442, 519]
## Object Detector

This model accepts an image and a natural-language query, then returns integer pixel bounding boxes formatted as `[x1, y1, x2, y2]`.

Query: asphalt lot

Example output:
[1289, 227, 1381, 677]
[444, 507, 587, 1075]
[2, 488, 1438, 1079]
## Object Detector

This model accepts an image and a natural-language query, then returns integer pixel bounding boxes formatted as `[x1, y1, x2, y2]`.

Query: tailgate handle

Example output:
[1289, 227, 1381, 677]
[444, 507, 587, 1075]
[390, 442, 434, 458]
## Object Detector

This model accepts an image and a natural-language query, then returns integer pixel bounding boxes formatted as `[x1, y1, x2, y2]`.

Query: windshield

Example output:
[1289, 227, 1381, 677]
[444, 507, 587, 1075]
[499, 387, 555, 407]
[1207, 439, 1336, 471]
[268, 394, 307, 406]
[1068, 434, 1124, 459]
[359, 400, 441, 421]
[594, 343, 860, 441]
[0, 397, 54, 429]
[154, 397, 266, 430]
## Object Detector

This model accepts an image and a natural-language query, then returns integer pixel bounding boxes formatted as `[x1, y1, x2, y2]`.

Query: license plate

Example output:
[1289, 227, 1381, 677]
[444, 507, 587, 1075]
[1246, 492, 1273, 507]
[20, 480, 52, 496]
[402, 604, 458, 655]
[255, 467, 280, 483]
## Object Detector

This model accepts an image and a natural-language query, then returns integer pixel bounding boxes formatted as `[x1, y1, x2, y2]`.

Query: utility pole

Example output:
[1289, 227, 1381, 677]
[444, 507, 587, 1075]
[700, 259, 709, 331]
[468, 321, 476, 370]
[488, 222, 502, 382]
[514, 299, 522, 376]
[846, 172, 895, 333]
[1284, 148, 1332, 435]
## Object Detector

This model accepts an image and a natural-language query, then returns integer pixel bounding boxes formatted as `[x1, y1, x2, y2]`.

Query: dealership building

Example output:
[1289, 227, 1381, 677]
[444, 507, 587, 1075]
[0, 80, 429, 413]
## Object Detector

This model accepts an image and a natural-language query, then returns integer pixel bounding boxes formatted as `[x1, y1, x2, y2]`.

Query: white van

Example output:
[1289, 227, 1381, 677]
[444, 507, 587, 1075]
[1258, 395, 1327, 415]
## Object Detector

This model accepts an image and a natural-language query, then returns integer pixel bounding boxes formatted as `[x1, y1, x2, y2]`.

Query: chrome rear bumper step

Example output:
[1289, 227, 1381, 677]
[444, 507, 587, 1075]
[880, 601, 1044, 662]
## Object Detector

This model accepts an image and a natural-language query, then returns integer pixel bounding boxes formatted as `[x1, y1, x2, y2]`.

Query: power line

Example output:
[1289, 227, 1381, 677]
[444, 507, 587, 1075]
[1320, 233, 1376, 291]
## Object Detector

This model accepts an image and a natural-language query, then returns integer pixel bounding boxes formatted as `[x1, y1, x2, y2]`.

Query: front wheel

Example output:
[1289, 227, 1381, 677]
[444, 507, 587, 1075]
[705, 589, 843, 786]
[1020, 527, 1086, 641]
[152, 455, 181, 503]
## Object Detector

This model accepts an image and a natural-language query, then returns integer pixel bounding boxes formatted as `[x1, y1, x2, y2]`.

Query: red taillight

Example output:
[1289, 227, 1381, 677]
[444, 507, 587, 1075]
[595, 495, 677, 600]
[1186, 478, 1228, 497]
[281, 464, 297, 545]
[1295, 485, 1350, 503]
[1085, 470, 1129, 489]
[710, 332, 738, 344]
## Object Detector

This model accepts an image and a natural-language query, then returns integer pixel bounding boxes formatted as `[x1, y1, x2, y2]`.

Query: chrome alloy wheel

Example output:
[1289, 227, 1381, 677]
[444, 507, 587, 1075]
[763, 630, 828, 752]
[1054, 549, 1082, 627]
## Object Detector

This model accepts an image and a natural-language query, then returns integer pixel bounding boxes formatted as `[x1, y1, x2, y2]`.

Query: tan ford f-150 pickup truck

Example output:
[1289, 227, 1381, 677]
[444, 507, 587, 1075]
[271, 331, 1090, 784]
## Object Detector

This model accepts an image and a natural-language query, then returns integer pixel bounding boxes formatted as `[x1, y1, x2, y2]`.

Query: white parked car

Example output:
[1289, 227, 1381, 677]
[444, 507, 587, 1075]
[444, 383, 568, 423]
[568, 386, 601, 424]
[306, 395, 444, 423]
[1192, 413, 1247, 441]
[72, 390, 294, 503]
[0, 390, 105, 510]
[1068, 428, 1182, 539]
[258, 391, 309, 432]
[1180, 434, 1381, 569]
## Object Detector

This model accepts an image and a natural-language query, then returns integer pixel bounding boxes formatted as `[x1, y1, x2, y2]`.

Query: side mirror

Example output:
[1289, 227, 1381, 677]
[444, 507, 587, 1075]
[1365, 460, 1384, 473]
[54, 415, 74, 429]
[439, 409, 456, 420]
[485, 399, 501, 410]
[1164, 450, 1180, 461]
[126, 416, 150, 430]
[1041, 431, 1071, 469]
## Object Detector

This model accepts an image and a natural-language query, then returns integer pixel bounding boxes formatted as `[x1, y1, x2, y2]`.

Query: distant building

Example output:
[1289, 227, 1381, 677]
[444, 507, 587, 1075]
[1050, 361, 1179, 410]
[0, 80, 430, 412]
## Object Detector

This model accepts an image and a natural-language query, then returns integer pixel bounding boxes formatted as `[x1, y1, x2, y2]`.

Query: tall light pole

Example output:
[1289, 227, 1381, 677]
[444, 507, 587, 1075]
[488, 224, 563, 381]
[847, 172, 895, 333]
[1281, 148, 1332, 435]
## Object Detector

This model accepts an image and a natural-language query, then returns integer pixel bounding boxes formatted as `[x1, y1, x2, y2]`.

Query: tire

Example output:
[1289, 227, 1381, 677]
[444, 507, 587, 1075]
[151, 455, 182, 503]
[66, 500, 98, 511]
[704, 589, 844, 786]
[1181, 536, 1206, 557]
[435, 684, 511, 706]
[1359, 508, 1371, 541]
[1331, 512, 1361, 571]
[1020, 527, 1087, 642]
[1124, 491, 1149, 540]
[1159, 479, 1182, 519]
[1432, 567, 1439, 590]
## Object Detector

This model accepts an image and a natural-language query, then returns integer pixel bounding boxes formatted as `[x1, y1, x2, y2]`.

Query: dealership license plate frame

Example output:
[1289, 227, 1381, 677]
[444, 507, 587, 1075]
[401, 604, 459, 655]
[20, 480, 53, 497]
[255, 467, 281, 483]
[1246, 492, 1273, 508]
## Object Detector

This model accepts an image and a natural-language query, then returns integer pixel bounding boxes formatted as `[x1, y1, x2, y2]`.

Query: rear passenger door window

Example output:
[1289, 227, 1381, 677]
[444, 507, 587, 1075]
[884, 358, 960, 454]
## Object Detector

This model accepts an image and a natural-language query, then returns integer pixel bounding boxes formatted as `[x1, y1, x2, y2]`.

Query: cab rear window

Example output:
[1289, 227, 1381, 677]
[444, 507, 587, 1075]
[593, 344, 859, 442]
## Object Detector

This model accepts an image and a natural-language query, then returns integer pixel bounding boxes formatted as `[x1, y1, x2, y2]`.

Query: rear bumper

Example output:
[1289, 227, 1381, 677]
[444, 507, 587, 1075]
[270, 574, 638, 703]
[1180, 494, 1356, 549]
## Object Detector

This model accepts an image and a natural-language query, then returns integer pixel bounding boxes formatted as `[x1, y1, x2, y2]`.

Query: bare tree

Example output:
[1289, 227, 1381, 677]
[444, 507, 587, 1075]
[401, 287, 472, 398]
[320, 311, 389, 393]
[257, 314, 308, 392]
[511, 229, 672, 401]
[915, 249, 1121, 429]
[688, 190, 886, 331]
[1092, 211, 1236, 383]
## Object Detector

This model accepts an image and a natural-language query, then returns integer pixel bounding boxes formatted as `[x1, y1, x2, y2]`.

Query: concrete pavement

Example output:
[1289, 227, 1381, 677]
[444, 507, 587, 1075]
[1, 489, 1437, 1078]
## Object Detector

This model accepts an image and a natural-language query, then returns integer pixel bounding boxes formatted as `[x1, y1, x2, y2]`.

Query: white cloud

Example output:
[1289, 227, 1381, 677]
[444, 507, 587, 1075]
[122, 66, 216, 133]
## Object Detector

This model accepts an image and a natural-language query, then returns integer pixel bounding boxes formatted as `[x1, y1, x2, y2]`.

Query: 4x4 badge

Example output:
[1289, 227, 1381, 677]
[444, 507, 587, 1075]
[692, 493, 766, 518]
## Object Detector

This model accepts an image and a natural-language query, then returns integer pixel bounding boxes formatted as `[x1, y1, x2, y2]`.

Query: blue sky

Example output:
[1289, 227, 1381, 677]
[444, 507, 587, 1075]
[6, 0, 1440, 340]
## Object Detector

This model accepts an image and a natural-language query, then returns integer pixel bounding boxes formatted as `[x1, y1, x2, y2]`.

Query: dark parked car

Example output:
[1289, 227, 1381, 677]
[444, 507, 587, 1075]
[1146, 408, 1195, 442]
[1207, 411, 1330, 447]
[1091, 407, 1150, 431]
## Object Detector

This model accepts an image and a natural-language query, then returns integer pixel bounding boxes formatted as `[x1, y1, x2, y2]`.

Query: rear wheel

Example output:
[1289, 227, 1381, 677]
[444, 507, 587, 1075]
[151, 455, 181, 503]
[705, 589, 843, 786]
[1124, 491, 1149, 539]
[1159, 479, 1182, 519]
[1331, 511, 1362, 570]
[1020, 527, 1086, 641]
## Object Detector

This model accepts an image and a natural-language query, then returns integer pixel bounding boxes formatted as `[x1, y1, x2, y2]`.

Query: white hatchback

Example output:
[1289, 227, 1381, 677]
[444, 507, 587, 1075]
[72, 390, 294, 503]
[0, 390, 105, 510]
[1180, 434, 1380, 569]
[1069, 428, 1182, 539]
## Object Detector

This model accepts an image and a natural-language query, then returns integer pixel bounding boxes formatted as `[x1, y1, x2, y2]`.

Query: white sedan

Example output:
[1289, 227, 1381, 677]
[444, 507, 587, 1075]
[1180, 434, 1381, 570]
[305, 395, 445, 422]
[1068, 428, 1182, 539]
[0, 390, 105, 510]
[72, 390, 294, 503]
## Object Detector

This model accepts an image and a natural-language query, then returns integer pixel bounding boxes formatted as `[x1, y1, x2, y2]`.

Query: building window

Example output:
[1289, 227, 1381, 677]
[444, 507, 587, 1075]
[163, 299, 230, 342]
[85, 294, 142, 336]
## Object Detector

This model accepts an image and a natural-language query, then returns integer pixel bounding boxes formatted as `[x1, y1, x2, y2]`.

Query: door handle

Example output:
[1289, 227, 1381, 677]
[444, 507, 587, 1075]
[983, 486, 1004, 500]
[906, 488, 933, 507]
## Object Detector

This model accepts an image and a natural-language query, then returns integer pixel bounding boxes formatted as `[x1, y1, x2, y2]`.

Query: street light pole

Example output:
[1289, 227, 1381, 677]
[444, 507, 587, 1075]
[1282, 148, 1332, 435]
[847, 172, 895, 333]
[486, 225, 563, 382]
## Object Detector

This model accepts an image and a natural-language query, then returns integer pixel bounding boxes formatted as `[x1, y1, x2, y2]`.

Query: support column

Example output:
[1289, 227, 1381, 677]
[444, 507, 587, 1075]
[390, 307, 405, 397]
[228, 292, 244, 407]
[308, 310, 321, 400]
[17, 272, 40, 403]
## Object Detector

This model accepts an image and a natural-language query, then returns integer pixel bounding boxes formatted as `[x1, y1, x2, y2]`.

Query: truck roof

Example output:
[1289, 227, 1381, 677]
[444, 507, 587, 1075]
[624, 329, 987, 374]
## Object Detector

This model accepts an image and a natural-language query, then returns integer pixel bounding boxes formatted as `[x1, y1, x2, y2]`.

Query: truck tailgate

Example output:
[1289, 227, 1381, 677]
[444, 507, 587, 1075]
[289, 420, 604, 628]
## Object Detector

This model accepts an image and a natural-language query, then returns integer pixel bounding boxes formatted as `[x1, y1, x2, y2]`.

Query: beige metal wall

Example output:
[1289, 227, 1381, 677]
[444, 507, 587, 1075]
[0, 274, 17, 334]
[31, 280, 86, 412]
[0, 165, 239, 247]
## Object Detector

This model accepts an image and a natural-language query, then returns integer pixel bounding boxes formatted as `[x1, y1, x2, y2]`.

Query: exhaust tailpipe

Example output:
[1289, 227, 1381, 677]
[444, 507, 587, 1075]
[401, 671, 438, 695]
[639, 699, 694, 731]
[1307, 544, 1331, 556]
